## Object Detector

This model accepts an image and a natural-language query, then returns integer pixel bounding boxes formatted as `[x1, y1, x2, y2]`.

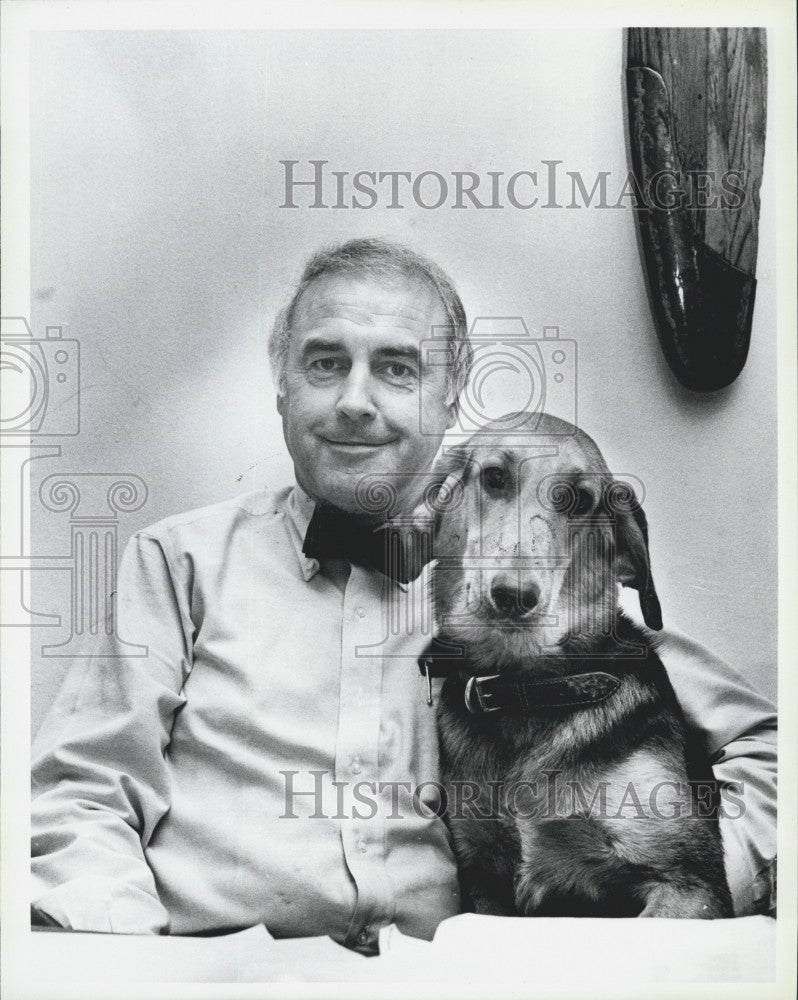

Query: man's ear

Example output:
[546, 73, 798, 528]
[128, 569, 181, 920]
[610, 485, 663, 631]
[276, 393, 285, 416]
[445, 396, 459, 431]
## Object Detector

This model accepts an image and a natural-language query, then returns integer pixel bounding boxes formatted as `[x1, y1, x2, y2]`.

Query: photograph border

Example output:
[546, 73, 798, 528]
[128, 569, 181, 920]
[2, 2, 796, 998]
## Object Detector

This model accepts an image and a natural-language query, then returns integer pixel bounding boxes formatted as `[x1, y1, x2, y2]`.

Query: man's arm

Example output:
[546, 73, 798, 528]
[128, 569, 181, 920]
[653, 627, 777, 916]
[31, 531, 193, 933]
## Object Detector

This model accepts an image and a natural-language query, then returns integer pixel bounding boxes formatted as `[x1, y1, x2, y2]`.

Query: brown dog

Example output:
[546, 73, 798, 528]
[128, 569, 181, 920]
[418, 412, 733, 918]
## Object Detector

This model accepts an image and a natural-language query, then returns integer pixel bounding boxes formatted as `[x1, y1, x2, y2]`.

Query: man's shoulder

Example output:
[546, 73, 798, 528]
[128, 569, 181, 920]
[135, 486, 294, 545]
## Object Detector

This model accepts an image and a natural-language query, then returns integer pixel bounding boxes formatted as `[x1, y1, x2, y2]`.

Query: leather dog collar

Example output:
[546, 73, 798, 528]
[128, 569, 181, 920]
[417, 637, 621, 714]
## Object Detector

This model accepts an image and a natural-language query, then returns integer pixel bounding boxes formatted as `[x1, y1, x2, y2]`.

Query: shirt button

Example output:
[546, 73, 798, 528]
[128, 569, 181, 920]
[350, 755, 363, 775]
[356, 606, 366, 618]
[357, 929, 370, 946]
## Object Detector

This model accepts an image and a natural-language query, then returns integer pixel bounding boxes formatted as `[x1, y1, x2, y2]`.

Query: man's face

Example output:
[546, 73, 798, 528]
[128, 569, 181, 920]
[277, 272, 457, 513]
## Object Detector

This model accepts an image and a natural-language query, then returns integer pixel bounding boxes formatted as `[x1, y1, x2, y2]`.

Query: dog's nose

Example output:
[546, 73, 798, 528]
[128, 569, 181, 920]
[489, 579, 541, 618]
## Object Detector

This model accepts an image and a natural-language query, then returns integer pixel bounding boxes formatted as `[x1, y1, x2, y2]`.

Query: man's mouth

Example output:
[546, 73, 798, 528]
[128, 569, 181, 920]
[320, 437, 396, 449]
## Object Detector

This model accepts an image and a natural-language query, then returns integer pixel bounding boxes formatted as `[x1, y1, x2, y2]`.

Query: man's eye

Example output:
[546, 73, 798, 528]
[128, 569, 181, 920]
[310, 358, 343, 373]
[482, 466, 508, 491]
[382, 362, 416, 382]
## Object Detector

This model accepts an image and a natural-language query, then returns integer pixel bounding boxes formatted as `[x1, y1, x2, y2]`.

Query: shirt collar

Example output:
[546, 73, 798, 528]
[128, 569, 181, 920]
[286, 485, 321, 581]
[285, 484, 411, 590]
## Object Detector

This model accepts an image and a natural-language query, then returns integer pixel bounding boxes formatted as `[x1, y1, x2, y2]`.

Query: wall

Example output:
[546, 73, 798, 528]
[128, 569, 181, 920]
[28, 29, 778, 730]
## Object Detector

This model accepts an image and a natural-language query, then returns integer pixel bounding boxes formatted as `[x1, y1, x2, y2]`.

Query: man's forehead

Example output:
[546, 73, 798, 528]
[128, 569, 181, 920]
[292, 273, 449, 334]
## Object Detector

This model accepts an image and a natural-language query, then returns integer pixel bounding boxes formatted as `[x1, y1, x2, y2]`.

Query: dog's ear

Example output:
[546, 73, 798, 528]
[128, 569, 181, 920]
[419, 444, 473, 533]
[388, 447, 470, 580]
[391, 445, 472, 579]
[608, 484, 663, 631]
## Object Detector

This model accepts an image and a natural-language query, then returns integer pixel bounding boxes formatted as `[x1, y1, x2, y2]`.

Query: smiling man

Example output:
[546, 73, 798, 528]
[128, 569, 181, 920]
[31, 239, 776, 951]
[273, 253, 463, 513]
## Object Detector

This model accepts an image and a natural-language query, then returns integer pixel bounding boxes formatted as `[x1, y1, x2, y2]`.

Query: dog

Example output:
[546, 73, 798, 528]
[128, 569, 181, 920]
[416, 412, 733, 919]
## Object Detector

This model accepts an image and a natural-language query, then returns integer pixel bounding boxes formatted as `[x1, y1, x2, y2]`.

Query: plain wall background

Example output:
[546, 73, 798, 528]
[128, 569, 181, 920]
[29, 29, 778, 731]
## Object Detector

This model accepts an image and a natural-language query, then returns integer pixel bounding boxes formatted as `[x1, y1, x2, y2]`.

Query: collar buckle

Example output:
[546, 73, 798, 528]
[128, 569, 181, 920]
[465, 675, 502, 714]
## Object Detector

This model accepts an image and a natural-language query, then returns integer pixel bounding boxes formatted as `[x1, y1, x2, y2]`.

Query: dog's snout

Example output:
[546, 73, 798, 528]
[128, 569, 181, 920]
[489, 577, 541, 618]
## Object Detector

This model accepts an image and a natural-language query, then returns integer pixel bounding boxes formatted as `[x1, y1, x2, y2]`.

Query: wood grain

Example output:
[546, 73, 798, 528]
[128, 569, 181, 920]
[627, 28, 766, 274]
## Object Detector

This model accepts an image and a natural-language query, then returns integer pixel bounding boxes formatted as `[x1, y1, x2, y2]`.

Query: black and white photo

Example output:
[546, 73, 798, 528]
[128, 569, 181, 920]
[1, 1, 795, 996]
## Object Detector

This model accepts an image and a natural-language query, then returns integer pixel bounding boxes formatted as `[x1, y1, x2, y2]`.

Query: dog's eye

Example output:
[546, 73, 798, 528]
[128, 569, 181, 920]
[482, 466, 508, 491]
[547, 480, 594, 515]
[571, 487, 594, 517]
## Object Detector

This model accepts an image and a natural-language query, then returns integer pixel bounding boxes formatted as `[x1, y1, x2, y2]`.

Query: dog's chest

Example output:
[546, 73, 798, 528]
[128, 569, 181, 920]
[438, 701, 588, 813]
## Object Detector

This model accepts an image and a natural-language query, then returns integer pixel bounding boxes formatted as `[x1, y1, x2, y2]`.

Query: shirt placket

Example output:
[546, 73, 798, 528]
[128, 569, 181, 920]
[335, 566, 396, 952]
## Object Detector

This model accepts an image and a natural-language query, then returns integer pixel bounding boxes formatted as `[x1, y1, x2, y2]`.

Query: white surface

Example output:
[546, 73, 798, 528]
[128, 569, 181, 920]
[379, 914, 777, 984]
[27, 915, 776, 986]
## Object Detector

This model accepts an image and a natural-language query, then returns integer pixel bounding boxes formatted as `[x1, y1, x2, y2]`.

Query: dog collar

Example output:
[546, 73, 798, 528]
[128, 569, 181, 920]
[460, 672, 622, 714]
[417, 638, 621, 713]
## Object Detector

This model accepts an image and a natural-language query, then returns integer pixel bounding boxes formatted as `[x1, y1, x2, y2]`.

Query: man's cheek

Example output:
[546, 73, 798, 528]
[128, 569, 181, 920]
[416, 387, 452, 436]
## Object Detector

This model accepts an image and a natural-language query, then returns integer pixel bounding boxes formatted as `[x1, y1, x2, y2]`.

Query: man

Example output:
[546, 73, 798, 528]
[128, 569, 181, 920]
[31, 238, 776, 951]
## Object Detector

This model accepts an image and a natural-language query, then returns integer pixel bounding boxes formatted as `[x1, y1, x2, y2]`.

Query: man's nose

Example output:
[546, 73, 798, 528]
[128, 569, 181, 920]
[488, 573, 541, 618]
[335, 366, 377, 422]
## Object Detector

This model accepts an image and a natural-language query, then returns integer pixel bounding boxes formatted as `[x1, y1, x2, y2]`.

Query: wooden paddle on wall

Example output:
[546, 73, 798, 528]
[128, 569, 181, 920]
[625, 28, 767, 392]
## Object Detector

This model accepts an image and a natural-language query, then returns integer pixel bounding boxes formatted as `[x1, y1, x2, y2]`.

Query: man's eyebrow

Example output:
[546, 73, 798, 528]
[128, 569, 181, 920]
[297, 336, 346, 355]
[374, 345, 421, 363]
[298, 339, 422, 363]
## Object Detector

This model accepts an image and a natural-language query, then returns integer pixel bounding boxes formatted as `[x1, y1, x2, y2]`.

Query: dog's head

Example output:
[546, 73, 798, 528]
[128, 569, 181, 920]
[418, 412, 662, 667]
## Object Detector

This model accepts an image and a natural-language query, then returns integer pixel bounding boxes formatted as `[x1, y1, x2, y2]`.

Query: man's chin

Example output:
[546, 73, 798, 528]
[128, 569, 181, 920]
[305, 466, 413, 518]
[301, 477, 383, 517]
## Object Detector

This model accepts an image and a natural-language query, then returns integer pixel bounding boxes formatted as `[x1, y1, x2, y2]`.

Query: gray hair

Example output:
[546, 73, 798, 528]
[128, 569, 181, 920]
[268, 237, 472, 404]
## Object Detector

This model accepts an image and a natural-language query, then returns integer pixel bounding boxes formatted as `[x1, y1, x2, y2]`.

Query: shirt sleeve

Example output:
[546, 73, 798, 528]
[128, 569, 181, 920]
[31, 530, 194, 933]
[652, 628, 777, 917]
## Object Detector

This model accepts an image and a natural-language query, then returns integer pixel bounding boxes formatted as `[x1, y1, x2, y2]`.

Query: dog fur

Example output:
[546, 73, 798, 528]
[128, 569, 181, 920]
[423, 412, 733, 918]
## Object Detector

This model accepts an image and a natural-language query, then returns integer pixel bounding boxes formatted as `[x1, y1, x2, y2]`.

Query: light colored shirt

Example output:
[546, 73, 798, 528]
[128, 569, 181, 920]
[31, 487, 777, 947]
